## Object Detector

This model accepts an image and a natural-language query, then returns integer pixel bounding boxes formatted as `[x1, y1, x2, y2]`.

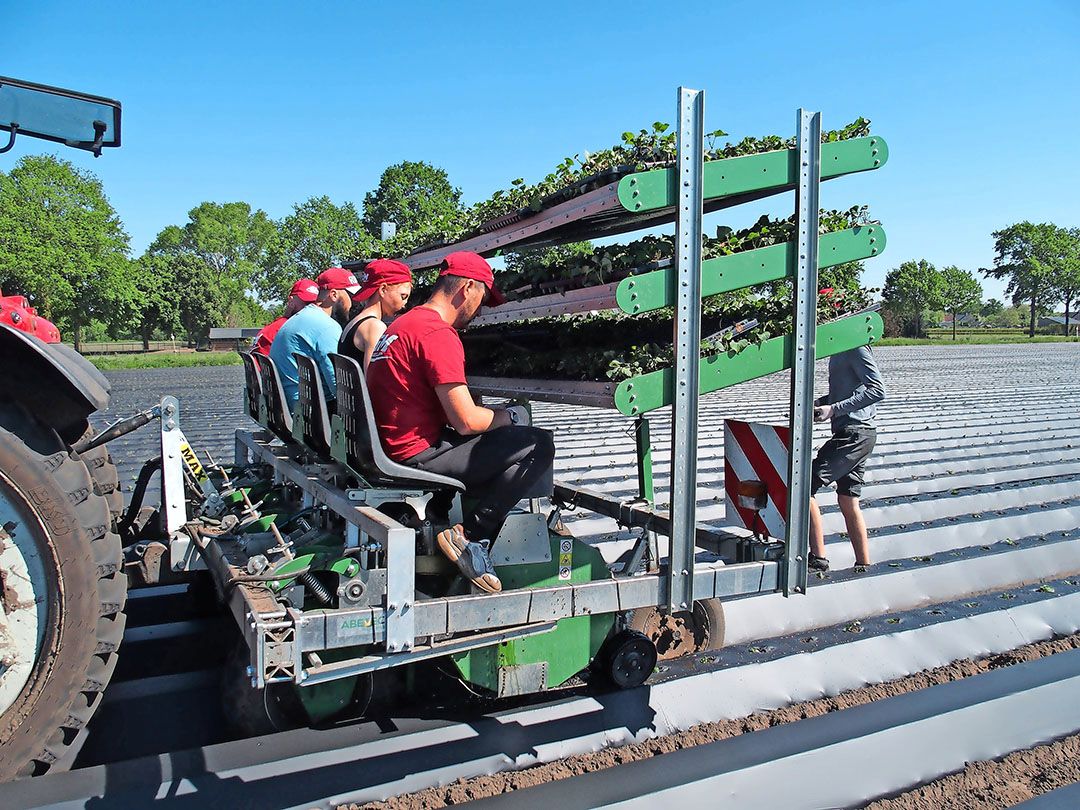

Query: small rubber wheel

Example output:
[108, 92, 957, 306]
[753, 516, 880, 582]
[603, 629, 658, 690]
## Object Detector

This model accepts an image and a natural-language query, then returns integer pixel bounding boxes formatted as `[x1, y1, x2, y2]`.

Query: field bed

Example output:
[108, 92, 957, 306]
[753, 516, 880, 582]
[34, 342, 1077, 808]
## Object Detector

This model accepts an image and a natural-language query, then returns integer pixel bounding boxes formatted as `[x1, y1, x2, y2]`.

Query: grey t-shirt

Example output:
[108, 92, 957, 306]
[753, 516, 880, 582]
[819, 345, 886, 430]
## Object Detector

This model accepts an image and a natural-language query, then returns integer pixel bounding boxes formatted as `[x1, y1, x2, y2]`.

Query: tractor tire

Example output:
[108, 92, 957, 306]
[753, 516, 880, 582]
[75, 425, 124, 529]
[0, 403, 126, 781]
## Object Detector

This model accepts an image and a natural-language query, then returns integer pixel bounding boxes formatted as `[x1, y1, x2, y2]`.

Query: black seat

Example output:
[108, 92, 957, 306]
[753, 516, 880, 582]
[330, 353, 464, 491]
[252, 352, 295, 444]
[239, 351, 265, 424]
[293, 353, 332, 457]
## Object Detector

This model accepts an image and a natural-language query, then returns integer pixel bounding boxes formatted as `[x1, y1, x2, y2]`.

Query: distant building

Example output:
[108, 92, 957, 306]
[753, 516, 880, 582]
[208, 327, 261, 351]
[1037, 316, 1080, 336]
[939, 313, 982, 328]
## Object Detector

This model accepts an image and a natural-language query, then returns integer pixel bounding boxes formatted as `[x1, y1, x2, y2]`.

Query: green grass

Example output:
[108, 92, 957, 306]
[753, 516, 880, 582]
[88, 351, 242, 370]
[877, 335, 1079, 346]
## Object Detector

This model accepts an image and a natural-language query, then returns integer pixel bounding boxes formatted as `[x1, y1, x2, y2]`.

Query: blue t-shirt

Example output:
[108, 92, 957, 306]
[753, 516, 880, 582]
[268, 304, 342, 407]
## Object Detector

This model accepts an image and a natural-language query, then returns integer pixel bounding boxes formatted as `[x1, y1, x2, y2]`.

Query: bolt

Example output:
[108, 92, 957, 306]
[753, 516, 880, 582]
[388, 602, 397, 611]
[245, 665, 255, 677]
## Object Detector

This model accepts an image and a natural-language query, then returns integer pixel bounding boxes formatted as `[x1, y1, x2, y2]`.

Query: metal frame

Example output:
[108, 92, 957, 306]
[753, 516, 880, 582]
[667, 87, 705, 612]
[224, 430, 775, 686]
[784, 109, 823, 596]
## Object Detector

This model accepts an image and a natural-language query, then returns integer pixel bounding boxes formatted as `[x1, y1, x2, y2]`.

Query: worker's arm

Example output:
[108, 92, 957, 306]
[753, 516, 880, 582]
[828, 345, 886, 417]
[315, 321, 343, 398]
[356, 319, 386, 372]
[436, 384, 512, 435]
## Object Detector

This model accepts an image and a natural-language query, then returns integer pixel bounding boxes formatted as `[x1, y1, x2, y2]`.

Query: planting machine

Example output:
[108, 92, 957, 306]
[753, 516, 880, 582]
[0, 84, 887, 781]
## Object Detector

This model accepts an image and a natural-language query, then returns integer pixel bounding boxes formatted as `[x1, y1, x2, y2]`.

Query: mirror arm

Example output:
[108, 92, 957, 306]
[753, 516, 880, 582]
[90, 120, 106, 157]
[0, 124, 18, 155]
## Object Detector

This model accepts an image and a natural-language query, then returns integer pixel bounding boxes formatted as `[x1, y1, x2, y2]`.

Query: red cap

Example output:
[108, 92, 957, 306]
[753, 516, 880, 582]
[317, 267, 361, 294]
[357, 259, 413, 300]
[289, 278, 319, 303]
[438, 251, 505, 306]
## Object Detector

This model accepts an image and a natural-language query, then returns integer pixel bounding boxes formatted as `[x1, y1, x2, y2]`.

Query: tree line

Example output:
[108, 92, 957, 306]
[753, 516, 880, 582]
[881, 224, 1080, 338]
[0, 155, 461, 349]
[2, 153, 1077, 349]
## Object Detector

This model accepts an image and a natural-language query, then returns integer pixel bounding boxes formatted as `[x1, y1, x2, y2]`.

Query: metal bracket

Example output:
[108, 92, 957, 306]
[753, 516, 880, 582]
[491, 512, 551, 566]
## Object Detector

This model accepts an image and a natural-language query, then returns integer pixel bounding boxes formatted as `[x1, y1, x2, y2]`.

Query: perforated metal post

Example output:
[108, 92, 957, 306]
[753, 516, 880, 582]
[667, 87, 704, 613]
[784, 109, 822, 596]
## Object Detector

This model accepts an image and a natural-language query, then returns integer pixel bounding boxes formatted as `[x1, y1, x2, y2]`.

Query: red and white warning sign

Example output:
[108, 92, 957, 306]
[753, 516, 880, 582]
[724, 419, 791, 539]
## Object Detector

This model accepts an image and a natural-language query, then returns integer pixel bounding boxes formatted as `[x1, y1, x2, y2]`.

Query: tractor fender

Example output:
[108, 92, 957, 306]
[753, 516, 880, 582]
[0, 324, 111, 442]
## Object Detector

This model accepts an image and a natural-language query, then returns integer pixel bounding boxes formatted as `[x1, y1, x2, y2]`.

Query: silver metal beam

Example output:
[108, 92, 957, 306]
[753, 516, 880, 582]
[300, 559, 777, 652]
[469, 377, 617, 408]
[784, 109, 822, 597]
[668, 87, 705, 612]
[469, 281, 621, 327]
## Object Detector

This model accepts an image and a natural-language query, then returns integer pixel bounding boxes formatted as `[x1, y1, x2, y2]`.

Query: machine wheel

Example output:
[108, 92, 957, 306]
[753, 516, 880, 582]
[626, 598, 726, 661]
[0, 403, 126, 780]
[601, 629, 657, 689]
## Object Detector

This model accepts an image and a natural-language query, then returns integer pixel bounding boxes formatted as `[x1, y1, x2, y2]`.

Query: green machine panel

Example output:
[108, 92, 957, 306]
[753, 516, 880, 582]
[452, 533, 615, 694]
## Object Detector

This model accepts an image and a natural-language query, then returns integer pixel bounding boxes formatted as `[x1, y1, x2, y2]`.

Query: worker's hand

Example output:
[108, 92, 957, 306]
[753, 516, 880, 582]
[813, 404, 832, 422]
[505, 405, 531, 427]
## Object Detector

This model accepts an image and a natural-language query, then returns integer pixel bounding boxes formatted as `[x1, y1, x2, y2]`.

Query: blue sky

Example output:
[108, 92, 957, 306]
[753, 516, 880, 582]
[5, 1, 1079, 303]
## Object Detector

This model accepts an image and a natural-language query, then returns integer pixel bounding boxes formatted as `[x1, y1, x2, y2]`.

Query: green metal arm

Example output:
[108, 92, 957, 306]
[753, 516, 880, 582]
[617, 136, 888, 214]
[613, 311, 884, 416]
[617, 225, 885, 315]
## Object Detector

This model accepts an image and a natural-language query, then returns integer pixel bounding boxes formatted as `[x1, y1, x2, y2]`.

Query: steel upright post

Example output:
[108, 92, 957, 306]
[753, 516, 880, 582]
[667, 87, 704, 612]
[784, 109, 822, 596]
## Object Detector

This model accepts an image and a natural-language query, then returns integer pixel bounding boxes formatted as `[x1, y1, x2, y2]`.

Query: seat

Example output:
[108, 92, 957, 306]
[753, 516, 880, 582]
[293, 352, 332, 457]
[239, 351, 266, 425]
[330, 353, 464, 491]
[251, 352, 295, 444]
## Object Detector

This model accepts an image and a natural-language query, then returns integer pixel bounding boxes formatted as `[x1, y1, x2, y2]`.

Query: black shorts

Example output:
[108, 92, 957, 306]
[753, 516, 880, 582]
[810, 426, 877, 498]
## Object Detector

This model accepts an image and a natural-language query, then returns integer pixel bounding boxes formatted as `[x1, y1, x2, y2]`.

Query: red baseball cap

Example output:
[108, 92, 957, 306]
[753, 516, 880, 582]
[439, 251, 505, 306]
[357, 259, 413, 300]
[317, 267, 361, 294]
[289, 278, 319, 303]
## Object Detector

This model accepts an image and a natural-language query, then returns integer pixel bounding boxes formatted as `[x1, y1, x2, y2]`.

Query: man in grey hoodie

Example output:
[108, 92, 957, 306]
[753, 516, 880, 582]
[807, 345, 886, 571]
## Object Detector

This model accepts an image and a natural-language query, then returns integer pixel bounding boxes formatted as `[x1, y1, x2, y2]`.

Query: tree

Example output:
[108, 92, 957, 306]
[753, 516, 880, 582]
[939, 266, 983, 339]
[984, 222, 1068, 338]
[0, 155, 135, 350]
[981, 298, 1004, 317]
[148, 201, 277, 292]
[131, 255, 181, 350]
[362, 161, 463, 250]
[881, 260, 944, 337]
[1052, 227, 1080, 337]
[262, 196, 375, 301]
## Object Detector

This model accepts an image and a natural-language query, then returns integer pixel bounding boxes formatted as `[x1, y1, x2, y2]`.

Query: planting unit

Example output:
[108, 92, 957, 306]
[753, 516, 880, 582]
[178, 87, 889, 719]
[0, 84, 889, 780]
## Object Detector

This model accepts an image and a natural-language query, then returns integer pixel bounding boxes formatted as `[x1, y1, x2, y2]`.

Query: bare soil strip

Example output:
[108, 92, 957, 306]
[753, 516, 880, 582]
[864, 734, 1080, 810]
[346, 633, 1080, 809]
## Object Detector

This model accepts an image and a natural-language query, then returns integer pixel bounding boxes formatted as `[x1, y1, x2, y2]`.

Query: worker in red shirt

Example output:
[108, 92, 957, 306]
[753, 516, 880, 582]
[251, 278, 320, 355]
[366, 251, 555, 594]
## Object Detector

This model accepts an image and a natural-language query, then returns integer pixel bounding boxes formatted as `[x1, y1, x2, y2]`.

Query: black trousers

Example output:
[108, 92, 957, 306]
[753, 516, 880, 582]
[404, 426, 555, 540]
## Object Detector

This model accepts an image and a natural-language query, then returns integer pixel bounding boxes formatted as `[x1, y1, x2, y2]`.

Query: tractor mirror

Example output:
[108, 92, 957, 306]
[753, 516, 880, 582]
[0, 76, 121, 157]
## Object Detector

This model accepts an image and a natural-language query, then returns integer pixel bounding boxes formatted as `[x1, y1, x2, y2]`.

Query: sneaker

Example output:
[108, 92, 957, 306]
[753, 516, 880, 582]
[853, 563, 871, 574]
[436, 524, 502, 594]
[808, 553, 830, 572]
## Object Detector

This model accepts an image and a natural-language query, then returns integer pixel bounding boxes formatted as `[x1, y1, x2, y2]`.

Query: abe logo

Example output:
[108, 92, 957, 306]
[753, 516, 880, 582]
[369, 333, 398, 363]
